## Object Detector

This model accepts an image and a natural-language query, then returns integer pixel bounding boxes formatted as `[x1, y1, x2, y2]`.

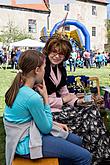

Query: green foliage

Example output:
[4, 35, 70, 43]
[0, 69, 16, 116]
[0, 66, 110, 116]
[0, 21, 33, 46]
[106, 19, 110, 42]
[67, 65, 110, 87]
[104, 20, 110, 52]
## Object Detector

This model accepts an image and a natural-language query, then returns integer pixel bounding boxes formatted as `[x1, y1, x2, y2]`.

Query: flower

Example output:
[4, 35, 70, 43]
[82, 80, 91, 94]
[75, 76, 91, 94]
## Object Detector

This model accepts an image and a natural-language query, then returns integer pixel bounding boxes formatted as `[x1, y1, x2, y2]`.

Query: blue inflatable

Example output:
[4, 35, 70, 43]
[50, 19, 90, 51]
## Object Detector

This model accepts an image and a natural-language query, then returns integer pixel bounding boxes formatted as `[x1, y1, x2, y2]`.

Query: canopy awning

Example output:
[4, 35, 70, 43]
[10, 39, 45, 48]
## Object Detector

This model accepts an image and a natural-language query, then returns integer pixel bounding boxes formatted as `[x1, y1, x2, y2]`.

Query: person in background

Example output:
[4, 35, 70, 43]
[3, 50, 92, 165]
[68, 53, 73, 72]
[16, 47, 22, 64]
[90, 50, 94, 67]
[83, 50, 91, 68]
[43, 36, 110, 164]
[11, 48, 16, 69]
[0, 49, 3, 67]
[95, 52, 102, 68]
[71, 50, 77, 72]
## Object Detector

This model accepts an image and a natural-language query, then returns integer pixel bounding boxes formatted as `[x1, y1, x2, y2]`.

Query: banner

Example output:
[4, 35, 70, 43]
[70, 30, 83, 48]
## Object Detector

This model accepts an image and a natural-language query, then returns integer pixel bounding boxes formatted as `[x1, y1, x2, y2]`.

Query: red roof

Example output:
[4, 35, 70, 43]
[11, 0, 49, 11]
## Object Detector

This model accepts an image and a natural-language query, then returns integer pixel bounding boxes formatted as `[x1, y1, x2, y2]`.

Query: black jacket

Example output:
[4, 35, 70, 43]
[44, 57, 67, 97]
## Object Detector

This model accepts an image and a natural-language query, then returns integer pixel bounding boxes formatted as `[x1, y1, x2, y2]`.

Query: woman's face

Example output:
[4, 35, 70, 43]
[48, 47, 65, 65]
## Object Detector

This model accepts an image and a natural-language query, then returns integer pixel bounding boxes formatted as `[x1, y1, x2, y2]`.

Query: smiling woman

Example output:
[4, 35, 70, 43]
[43, 35, 110, 164]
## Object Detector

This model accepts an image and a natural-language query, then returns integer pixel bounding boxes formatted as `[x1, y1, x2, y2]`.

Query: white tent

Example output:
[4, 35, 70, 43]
[10, 39, 45, 48]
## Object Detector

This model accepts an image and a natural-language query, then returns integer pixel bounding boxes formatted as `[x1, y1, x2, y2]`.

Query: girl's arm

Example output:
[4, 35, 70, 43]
[27, 93, 53, 134]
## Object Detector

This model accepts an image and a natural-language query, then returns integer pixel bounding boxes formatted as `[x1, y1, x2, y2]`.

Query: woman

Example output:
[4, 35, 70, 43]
[43, 36, 110, 164]
[3, 50, 91, 165]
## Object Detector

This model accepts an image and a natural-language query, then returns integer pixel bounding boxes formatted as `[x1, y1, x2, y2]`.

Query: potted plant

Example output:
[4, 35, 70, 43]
[82, 80, 92, 102]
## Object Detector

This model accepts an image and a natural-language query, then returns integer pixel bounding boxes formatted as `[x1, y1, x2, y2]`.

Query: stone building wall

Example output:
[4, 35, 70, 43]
[0, 7, 48, 40]
[49, 0, 107, 51]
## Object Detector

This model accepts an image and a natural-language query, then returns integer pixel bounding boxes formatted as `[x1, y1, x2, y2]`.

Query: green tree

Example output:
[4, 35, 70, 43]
[0, 21, 33, 46]
[107, 19, 110, 42]
[105, 19, 110, 51]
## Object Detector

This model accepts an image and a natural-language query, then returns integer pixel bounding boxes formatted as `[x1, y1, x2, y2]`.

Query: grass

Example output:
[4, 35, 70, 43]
[0, 65, 110, 116]
[0, 66, 110, 165]
[67, 65, 110, 86]
[0, 69, 16, 116]
[0, 69, 16, 165]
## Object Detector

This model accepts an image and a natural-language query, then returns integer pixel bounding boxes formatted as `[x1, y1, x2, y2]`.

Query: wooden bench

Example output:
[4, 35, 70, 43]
[12, 157, 59, 165]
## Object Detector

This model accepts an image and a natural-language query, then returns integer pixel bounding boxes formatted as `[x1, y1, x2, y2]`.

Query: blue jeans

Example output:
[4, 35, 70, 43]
[73, 59, 76, 71]
[42, 133, 92, 165]
[69, 60, 73, 72]
[20, 133, 92, 165]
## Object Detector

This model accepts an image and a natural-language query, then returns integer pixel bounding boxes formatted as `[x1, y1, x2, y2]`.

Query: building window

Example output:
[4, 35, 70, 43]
[28, 19, 36, 33]
[64, 3, 70, 11]
[92, 27, 96, 36]
[92, 6, 97, 15]
[64, 25, 70, 31]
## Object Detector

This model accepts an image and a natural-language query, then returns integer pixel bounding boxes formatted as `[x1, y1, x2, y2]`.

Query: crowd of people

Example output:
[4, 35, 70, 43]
[2, 35, 110, 165]
[67, 49, 110, 72]
[0, 45, 110, 72]
[0, 47, 22, 69]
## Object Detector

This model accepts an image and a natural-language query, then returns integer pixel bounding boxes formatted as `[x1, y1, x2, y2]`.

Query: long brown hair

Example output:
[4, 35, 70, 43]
[42, 36, 72, 61]
[5, 50, 45, 107]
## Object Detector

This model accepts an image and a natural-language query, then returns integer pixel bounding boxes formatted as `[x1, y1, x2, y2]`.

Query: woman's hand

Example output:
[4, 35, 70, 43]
[62, 93, 77, 104]
[77, 98, 85, 105]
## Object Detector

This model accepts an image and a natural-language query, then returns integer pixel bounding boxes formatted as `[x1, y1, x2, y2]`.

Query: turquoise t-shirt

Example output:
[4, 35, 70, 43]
[4, 86, 52, 155]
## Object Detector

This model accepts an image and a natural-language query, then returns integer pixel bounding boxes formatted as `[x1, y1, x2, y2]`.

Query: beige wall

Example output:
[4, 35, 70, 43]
[0, 8, 48, 40]
[49, 1, 107, 51]
[0, 1, 107, 51]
